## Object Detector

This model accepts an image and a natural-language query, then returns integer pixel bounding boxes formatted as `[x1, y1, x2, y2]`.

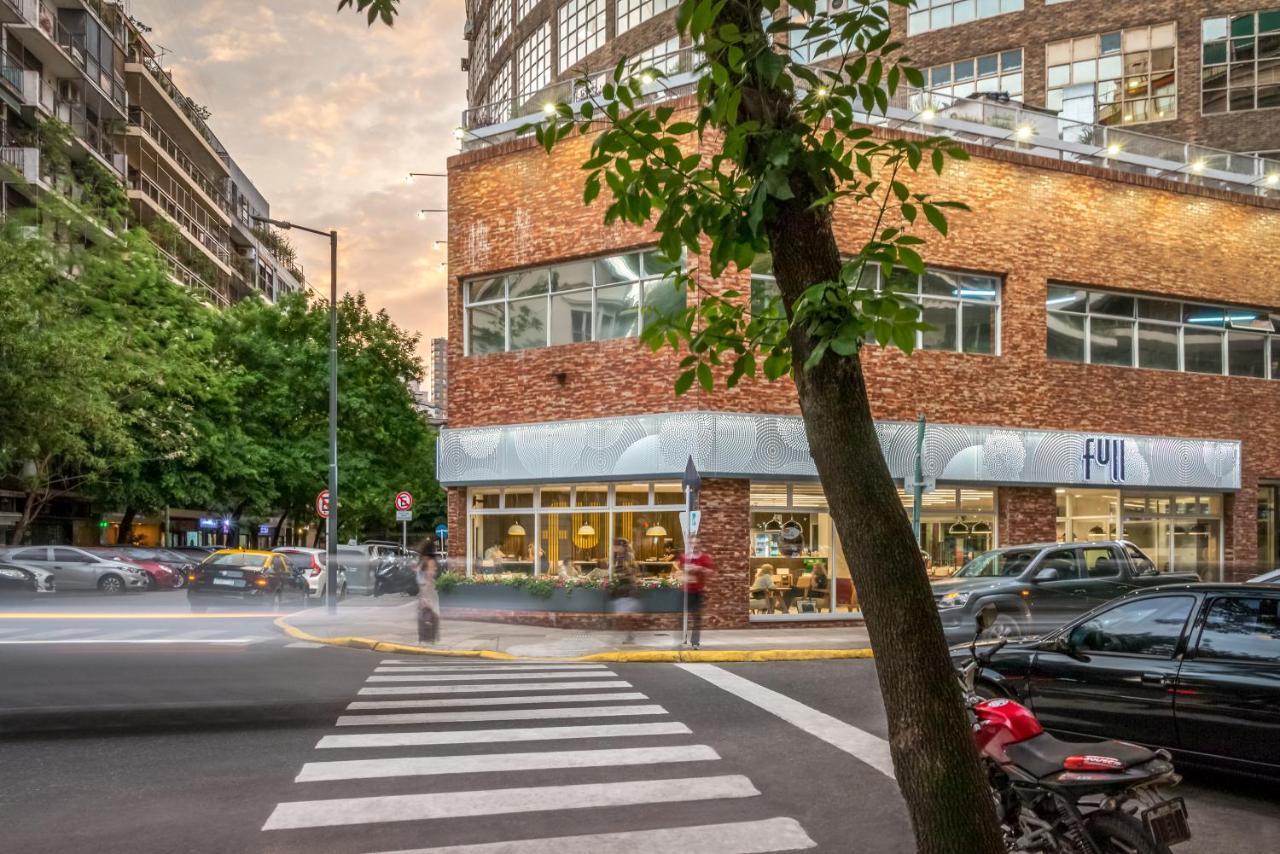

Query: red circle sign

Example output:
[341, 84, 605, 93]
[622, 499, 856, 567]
[395, 491, 414, 511]
[316, 490, 331, 519]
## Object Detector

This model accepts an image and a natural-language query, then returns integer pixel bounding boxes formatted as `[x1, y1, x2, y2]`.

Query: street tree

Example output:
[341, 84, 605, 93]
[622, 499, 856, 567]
[347, 1, 998, 846]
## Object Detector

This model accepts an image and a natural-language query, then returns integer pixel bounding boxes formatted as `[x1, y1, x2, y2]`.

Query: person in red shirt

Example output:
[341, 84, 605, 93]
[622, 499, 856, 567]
[678, 535, 715, 649]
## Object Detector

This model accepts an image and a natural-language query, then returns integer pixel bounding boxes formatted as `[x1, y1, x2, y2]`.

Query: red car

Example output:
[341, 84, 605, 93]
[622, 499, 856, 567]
[90, 547, 181, 589]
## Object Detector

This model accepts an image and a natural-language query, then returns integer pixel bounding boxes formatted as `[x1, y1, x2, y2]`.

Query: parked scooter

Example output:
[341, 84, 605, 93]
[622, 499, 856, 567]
[958, 605, 1191, 853]
[372, 556, 418, 597]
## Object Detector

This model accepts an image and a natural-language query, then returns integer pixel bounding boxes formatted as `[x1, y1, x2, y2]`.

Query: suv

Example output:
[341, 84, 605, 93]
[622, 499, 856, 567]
[0, 546, 149, 593]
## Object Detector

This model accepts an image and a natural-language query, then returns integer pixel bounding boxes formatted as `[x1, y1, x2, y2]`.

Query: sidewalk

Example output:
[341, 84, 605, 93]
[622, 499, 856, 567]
[277, 598, 874, 662]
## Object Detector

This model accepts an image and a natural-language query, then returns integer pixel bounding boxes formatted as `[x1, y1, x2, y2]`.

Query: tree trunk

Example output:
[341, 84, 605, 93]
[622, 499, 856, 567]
[11, 491, 39, 545]
[768, 203, 1006, 853]
[226, 497, 250, 547]
[116, 506, 137, 546]
[270, 508, 288, 548]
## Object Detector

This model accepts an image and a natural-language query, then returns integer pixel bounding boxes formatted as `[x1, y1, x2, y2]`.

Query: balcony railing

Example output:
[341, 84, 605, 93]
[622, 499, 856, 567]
[461, 47, 1280, 199]
[154, 243, 230, 308]
[0, 47, 23, 96]
[0, 145, 40, 183]
[131, 49, 229, 160]
[129, 106, 233, 215]
[129, 170, 232, 265]
[15, 0, 126, 109]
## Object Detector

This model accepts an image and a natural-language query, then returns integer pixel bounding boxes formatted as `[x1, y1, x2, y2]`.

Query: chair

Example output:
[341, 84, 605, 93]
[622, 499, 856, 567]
[749, 592, 771, 614]
[835, 577, 856, 611]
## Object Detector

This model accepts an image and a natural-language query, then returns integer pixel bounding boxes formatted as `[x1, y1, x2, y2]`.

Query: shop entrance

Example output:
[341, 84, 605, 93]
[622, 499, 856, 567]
[1056, 490, 1224, 579]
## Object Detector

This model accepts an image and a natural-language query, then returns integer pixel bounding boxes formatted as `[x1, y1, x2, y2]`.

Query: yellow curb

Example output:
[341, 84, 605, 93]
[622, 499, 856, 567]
[274, 614, 874, 662]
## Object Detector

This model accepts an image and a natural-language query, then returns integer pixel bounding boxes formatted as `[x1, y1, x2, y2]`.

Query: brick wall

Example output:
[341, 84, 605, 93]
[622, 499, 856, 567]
[999, 487, 1059, 545]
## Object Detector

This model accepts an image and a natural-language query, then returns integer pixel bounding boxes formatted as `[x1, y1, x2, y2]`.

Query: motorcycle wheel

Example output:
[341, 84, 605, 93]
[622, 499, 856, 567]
[1083, 810, 1172, 854]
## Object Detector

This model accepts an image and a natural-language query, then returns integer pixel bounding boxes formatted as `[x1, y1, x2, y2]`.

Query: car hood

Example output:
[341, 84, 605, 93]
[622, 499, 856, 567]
[930, 576, 1022, 598]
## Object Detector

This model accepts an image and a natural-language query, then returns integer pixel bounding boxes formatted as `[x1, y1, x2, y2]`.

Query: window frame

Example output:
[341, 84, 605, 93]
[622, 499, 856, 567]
[556, 0, 606, 73]
[1189, 594, 1280, 663]
[1068, 593, 1197, 659]
[1046, 23, 1179, 126]
[1200, 11, 1280, 116]
[907, 0, 1025, 37]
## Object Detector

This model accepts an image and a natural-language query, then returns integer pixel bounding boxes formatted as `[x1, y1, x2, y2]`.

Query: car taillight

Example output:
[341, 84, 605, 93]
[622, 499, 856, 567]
[310, 557, 323, 577]
[1064, 755, 1125, 771]
[187, 572, 199, 583]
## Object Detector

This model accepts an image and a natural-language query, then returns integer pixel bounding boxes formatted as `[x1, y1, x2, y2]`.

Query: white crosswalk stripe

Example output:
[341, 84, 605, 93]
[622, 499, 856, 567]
[261, 660, 817, 852]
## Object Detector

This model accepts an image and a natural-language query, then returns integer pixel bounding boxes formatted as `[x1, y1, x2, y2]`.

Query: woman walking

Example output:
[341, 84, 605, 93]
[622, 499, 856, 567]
[611, 537, 640, 643]
[417, 552, 441, 644]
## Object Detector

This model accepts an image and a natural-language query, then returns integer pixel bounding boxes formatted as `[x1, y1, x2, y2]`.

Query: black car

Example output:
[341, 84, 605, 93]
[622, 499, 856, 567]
[0, 561, 39, 598]
[187, 550, 311, 612]
[957, 583, 1280, 778]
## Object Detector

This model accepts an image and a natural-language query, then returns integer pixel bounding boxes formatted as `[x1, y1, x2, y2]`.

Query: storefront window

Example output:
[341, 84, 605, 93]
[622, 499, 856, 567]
[470, 512, 535, 575]
[899, 488, 997, 574]
[1260, 486, 1278, 571]
[1056, 488, 1222, 578]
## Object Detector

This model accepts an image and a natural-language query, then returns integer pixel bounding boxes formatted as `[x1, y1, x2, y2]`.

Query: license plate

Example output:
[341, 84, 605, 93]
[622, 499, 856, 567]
[1143, 798, 1191, 846]
[212, 578, 241, 587]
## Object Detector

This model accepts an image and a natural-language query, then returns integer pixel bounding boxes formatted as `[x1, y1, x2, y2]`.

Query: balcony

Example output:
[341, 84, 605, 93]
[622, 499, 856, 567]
[0, 46, 22, 97]
[128, 107, 233, 217]
[21, 69, 56, 113]
[10, 0, 126, 113]
[128, 170, 233, 267]
[128, 48, 229, 168]
[0, 145, 41, 184]
[153, 243, 230, 308]
[460, 46, 1280, 199]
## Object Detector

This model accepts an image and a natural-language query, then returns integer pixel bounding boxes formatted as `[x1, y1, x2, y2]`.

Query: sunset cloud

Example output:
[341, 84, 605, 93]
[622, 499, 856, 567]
[132, 0, 464, 366]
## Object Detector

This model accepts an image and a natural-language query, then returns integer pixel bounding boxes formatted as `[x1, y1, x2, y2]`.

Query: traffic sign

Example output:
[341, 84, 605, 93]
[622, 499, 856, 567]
[435, 523, 448, 538]
[316, 490, 331, 519]
[682, 455, 701, 496]
[395, 491, 414, 512]
[396, 509, 413, 522]
[903, 476, 938, 495]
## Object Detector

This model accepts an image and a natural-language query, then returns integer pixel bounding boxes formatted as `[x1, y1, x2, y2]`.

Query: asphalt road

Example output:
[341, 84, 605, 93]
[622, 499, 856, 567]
[2, 602, 1278, 853]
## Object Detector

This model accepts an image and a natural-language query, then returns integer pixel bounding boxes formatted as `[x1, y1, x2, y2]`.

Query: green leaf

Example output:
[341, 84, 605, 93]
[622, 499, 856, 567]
[674, 369, 696, 396]
[696, 361, 714, 392]
[922, 203, 948, 236]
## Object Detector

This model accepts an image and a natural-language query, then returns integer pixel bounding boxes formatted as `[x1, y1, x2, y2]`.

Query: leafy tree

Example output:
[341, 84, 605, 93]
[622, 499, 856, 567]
[340, 14, 1000, 846]
[337, 0, 400, 26]
[0, 227, 129, 544]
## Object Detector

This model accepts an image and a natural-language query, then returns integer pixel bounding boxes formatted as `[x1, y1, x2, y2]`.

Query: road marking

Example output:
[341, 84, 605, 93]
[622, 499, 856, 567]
[336, 704, 668, 726]
[365, 672, 617, 683]
[361, 817, 816, 853]
[316, 721, 691, 749]
[374, 664, 608, 673]
[296, 744, 719, 782]
[677, 663, 895, 779]
[358, 680, 633, 696]
[19, 628, 87, 639]
[347, 692, 648, 710]
[286, 641, 324, 648]
[262, 775, 757, 830]
[0, 612, 276, 619]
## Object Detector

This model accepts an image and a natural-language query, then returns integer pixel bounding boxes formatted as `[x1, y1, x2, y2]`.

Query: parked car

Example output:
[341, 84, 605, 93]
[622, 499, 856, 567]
[169, 546, 218, 562]
[334, 543, 405, 596]
[187, 549, 311, 611]
[87, 547, 179, 590]
[0, 562, 39, 598]
[0, 559, 55, 594]
[954, 583, 1280, 778]
[273, 547, 347, 599]
[1249, 568, 1280, 584]
[932, 540, 1200, 644]
[0, 546, 148, 593]
[111, 546, 194, 589]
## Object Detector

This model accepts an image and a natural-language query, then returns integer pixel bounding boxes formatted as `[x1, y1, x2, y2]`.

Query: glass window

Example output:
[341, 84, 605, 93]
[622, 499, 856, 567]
[908, 0, 1023, 35]
[1228, 330, 1267, 377]
[614, 483, 650, 506]
[1047, 312, 1086, 362]
[1184, 328, 1224, 374]
[1081, 545, 1123, 577]
[1204, 11, 1280, 114]
[516, 22, 551, 100]
[1137, 322, 1179, 370]
[467, 302, 506, 354]
[507, 296, 548, 350]
[549, 290, 593, 345]
[1070, 595, 1194, 657]
[1050, 24, 1178, 126]
[471, 513, 536, 575]
[910, 49, 1025, 104]
[595, 282, 641, 340]
[920, 299, 958, 351]
[616, 0, 677, 35]
[470, 488, 501, 509]
[1039, 548, 1082, 580]
[1195, 597, 1280, 662]
[557, 0, 606, 72]
[1089, 317, 1134, 367]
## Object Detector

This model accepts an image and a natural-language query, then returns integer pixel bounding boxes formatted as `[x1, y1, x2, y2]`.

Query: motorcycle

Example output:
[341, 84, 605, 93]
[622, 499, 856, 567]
[372, 556, 419, 597]
[960, 605, 1191, 853]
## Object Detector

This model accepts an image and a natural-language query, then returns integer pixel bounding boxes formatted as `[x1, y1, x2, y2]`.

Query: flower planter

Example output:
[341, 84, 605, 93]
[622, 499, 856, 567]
[440, 583, 683, 613]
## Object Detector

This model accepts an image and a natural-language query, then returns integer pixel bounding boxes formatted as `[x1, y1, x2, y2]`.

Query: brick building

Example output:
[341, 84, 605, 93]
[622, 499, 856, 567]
[461, 1, 1280, 159]
[442, 6, 1280, 630]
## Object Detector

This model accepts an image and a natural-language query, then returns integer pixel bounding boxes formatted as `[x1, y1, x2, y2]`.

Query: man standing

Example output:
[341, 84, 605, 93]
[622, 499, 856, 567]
[678, 535, 715, 649]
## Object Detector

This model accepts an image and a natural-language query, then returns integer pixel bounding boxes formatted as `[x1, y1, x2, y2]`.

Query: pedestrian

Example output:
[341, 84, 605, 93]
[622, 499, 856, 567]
[417, 552, 441, 644]
[611, 537, 640, 643]
[678, 535, 715, 649]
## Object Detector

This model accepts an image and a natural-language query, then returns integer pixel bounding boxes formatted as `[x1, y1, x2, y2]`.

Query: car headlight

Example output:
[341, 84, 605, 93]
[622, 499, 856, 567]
[937, 591, 973, 610]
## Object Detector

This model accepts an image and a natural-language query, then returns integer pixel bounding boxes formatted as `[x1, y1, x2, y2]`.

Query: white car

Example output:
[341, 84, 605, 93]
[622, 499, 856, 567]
[1248, 568, 1280, 584]
[273, 547, 347, 599]
[0, 546, 148, 593]
[1, 561, 56, 593]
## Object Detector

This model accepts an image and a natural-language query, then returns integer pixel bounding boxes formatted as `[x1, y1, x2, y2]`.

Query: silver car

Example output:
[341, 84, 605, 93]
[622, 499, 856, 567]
[273, 547, 347, 599]
[0, 546, 148, 593]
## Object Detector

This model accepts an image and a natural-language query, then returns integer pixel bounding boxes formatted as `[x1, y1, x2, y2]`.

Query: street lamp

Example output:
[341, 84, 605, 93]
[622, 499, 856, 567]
[252, 214, 341, 615]
[417, 208, 447, 220]
[405, 171, 446, 184]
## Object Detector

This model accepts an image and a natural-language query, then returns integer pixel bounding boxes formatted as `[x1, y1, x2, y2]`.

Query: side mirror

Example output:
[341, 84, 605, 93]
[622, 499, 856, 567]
[976, 603, 998, 632]
[1033, 567, 1061, 583]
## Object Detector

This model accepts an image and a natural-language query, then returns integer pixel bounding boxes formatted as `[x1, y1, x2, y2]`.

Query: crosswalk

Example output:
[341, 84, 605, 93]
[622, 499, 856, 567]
[261, 659, 818, 852]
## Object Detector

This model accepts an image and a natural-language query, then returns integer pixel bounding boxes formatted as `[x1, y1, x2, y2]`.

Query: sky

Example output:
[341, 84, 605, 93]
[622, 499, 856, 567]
[131, 0, 467, 363]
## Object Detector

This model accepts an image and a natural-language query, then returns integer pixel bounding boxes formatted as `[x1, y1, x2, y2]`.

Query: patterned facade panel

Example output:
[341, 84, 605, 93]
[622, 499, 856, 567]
[438, 412, 1241, 490]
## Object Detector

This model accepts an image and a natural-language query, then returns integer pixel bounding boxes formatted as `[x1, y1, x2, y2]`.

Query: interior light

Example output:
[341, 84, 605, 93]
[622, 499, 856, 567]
[920, 108, 936, 122]
[1123, 114, 1133, 122]
[1014, 124, 1033, 141]
[1265, 173, 1280, 187]
[1189, 158, 1207, 174]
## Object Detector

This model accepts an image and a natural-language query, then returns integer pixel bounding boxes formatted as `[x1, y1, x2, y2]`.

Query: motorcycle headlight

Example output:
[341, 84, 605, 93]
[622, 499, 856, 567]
[937, 591, 972, 610]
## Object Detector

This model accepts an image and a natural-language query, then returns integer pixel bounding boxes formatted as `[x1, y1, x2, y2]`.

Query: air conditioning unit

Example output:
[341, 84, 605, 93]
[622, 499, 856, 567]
[460, 57, 470, 72]
[463, 20, 475, 40]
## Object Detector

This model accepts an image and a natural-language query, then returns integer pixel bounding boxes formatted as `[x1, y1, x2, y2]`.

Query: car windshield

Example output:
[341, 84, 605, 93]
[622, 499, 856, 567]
[279, 551, 322, 569]
[955, 549, 1039, 578]
[202, 553, 269, 568]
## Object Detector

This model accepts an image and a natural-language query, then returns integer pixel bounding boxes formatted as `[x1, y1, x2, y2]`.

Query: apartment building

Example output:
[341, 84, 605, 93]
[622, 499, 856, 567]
[0, 0, 301, 306]
[442, 4, 1280, 630]
[461, 1, 1280, 160]
[428, 336, 448, 417]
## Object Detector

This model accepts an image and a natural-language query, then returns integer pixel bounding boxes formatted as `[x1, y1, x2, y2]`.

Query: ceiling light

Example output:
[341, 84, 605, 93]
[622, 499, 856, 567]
[508, 523, 526, 537]
[1123, 114, 1133, 122]
[1106, 142, 1122, 157]
[1014, 124, 1033, 141]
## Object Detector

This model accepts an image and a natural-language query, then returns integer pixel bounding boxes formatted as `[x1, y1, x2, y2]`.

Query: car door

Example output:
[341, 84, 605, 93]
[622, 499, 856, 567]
[1027, 594, 1196, 747]
[1024, 548, 1093, 634]
[1173, 593, 1280, 771]
[1077, 544, 1130, 607]
[56, 548, 106, 589]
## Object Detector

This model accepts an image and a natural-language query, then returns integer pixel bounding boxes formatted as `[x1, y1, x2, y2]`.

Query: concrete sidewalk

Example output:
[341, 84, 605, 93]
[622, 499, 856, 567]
[277, 598, 874, 661]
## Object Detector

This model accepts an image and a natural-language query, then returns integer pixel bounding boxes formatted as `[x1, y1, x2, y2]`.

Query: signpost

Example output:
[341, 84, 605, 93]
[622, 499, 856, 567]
[395, 492, 414, 550]
[910, 414, 926, 546]
[681, 456, 701, 648]
[435, 523, 448, 554]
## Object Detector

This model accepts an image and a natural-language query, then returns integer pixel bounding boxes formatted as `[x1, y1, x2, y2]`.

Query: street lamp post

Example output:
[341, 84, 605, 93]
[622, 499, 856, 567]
[253, 215, 341, 614]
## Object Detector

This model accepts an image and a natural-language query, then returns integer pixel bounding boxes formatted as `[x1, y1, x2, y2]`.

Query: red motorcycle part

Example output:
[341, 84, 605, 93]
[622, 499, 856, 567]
[973, 697, 1044, 763]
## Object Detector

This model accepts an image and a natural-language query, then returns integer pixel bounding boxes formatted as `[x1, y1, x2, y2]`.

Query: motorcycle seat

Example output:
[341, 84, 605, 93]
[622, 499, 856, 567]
[1005, 732, 1156, 779]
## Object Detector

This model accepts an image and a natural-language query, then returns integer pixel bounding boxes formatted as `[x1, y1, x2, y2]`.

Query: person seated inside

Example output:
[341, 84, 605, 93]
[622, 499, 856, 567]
[556, 559, 579, 579]
[750, 564, 776, 613]
[810, 564, 830, 599]
[482, 543, 506, 574]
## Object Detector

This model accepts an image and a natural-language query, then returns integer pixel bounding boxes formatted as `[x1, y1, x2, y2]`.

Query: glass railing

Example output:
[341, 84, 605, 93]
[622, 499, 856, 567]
[129, 107, 233, 214]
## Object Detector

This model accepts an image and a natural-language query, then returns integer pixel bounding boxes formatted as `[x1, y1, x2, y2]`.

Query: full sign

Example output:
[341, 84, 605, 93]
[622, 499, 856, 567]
[315, 490, 331, 519]
[395, 491, 414, 512]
